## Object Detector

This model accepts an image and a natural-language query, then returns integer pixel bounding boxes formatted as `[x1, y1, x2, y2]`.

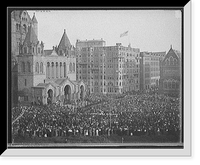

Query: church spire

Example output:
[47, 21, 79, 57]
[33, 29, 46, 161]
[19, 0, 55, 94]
[32, 13, 38, 23]
[58, 29, 71, 51]
[23, 25, 38, 46]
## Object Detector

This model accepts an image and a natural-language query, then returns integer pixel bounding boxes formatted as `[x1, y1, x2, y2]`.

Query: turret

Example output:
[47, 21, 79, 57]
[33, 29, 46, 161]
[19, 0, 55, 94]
[31, 13, 38, 38]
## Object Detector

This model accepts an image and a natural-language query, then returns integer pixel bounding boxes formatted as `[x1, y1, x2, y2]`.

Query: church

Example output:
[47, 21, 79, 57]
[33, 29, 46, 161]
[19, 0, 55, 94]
[17, 14, 86, 105]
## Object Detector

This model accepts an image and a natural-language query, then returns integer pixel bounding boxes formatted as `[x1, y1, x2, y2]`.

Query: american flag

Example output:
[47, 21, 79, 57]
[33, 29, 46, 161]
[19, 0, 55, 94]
[120, 31, 128, 37]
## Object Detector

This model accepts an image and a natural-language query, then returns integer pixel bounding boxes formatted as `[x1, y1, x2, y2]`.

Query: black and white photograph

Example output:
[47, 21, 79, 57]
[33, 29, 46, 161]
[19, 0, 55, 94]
[4, 3, 192, 157]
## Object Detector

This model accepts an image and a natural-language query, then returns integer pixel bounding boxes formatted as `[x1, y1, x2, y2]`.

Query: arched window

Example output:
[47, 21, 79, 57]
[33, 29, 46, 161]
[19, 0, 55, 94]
[172, 80, 176, 89]
[165, 59, 169, 66]
[23, 24, 27, 33]
[168, 80, 172, 89]
[21, 62, 25, 73]
[60, 62, 62, 78]
[169, 56, 174, 65]
[69, 63, 72, 72]
[40, 62, 43, 73]
[176, 81, 180, 89]
[56, 62, 58, 78]
[27, 62, 31, 72]
[51, 62, 54, 78]
[64, 62, 66, 77]
[35, 62, 39, 73]
[73, 63, 75, 72]
[24, 47, 27, 54]
[174, 58, 178, 65]
[47, 62, 50, 78]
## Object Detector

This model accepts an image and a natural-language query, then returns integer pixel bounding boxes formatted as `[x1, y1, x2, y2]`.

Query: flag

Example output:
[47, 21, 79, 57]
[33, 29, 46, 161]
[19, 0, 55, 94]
[120, 31, 128, 37]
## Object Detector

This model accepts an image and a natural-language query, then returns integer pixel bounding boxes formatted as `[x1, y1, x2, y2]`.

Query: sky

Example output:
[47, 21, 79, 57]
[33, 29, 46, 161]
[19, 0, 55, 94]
[27, 10, 182, 52]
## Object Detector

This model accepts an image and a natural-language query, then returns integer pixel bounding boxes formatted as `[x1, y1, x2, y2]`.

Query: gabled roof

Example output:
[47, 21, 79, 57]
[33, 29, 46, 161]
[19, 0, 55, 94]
[31, 13, 38, 23]
[58, 29, 71, 50]
[54, 79, 66, 85]
[165, 47, 181, 59]
[23, 25, 38, 46]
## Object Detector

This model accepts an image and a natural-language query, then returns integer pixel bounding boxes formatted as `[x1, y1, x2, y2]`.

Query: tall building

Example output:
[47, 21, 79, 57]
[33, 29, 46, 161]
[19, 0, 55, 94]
[16, 14, 86, 105]
[76, 39, 106, 94]
[76, 40, 140, 95]
[140, 51, 166, 91]
[104, 43, 140, 94]
[11, 10, 37, 105]
[159, 46, 181, 96]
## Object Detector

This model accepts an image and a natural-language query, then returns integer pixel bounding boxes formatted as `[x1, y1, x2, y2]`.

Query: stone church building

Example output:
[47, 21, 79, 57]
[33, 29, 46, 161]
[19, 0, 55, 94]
[16, 13, 86, 105]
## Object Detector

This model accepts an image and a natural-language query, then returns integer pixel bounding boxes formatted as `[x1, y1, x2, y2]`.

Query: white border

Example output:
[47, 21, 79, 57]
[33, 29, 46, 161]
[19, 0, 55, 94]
[3, 2, 191, 157]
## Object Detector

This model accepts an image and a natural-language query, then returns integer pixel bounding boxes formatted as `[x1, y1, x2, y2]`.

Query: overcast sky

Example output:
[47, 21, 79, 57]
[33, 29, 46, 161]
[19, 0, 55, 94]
[27, 10, 181, 52]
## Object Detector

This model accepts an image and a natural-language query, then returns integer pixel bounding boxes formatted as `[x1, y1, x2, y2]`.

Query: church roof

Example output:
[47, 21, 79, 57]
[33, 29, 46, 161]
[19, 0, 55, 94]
[31, 13, 38, 23]
[54, 79, 66, 85]
[23, 25, 38, 46]
[44, 49, 53, 56]
[58, 29, 71, 50]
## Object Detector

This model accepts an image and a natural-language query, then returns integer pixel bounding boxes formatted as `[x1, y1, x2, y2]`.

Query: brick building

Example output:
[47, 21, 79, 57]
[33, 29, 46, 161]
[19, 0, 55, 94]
[140, 51, 166, 91]
[159, 46, 181, 96]
[76, 40, 140, 95]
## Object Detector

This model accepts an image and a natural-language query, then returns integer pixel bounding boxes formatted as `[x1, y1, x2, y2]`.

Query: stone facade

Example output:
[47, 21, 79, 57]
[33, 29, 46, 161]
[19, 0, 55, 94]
[16, 14, 86, 105]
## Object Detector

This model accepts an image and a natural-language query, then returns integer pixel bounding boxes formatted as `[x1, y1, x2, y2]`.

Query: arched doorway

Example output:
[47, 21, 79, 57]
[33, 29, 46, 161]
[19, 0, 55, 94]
[47, 89, 53, 104]
[80, 85, 84, 101]
[64, 85, 71, 104]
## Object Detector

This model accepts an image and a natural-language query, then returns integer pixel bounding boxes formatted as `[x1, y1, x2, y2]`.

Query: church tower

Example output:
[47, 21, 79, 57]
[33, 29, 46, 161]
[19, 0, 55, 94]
[31, 13, 38, 38]
[18, 23, 45, 104]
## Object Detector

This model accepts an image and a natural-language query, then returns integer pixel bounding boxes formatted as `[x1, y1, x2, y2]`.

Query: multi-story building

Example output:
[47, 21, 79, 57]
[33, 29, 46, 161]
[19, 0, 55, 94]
[76, 39, 106, 94]
[159, 46, 181, 96]
[11, 10, 38, 105]
[16, 13, 86, 105]
[104, 43, 140, 94]
[76, 40, 140, 95]
[140, 51, 166, 91]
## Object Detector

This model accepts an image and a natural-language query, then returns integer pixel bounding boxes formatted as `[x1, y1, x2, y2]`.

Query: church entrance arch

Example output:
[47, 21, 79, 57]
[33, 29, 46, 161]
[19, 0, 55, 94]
[64, 85, 71, 104]
[80, 85, 84, 101]
[47, 89, 53, 104]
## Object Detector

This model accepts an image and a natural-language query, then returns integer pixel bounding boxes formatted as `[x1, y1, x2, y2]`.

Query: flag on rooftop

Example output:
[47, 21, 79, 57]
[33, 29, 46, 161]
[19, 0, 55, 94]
[120, 31, 128, 37]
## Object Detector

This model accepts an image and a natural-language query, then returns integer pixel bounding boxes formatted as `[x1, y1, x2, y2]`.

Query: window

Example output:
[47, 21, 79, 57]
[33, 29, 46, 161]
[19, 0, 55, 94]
[40, 62, 43, 73]
[27, 62, 31, 72]
[172, 81, 176, 89]
[165, 59, 169, 65]
[168, 80, 172, 89]
[64, 63, 66, 77]
[24, 47, 27, 54]
[69, 63, 72, 72]
[73, 63, 75, 72]
[169, 56, 174, 65]
[35, 62, 39, 73]
[24, 79, 27, 86]
[38, 47, 41, 54]
[23, 24, 26, 33]
[21, 62, 25, 73]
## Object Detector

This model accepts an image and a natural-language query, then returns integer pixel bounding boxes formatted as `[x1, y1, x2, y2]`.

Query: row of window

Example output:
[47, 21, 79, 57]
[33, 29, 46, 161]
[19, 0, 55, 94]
[47, 62, 75, 72]
[23, 46, 42, 54]
[163, 79, 180, 89]
[165, 56, 178, 66]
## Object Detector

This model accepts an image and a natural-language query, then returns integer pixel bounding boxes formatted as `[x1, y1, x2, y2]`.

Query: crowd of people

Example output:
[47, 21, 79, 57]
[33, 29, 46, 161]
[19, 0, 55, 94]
[12, 92, 181, 140]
